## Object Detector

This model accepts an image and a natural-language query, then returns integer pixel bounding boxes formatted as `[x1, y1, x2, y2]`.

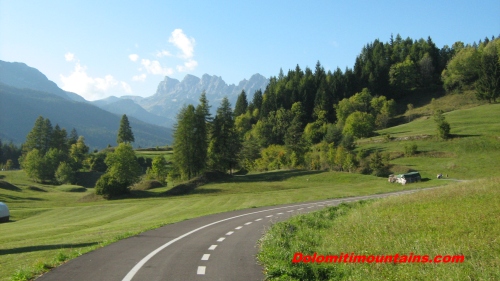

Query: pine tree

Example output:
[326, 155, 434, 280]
[68, 128, 79, 147]
[252, 90, 263, 117]
[208, 97, 240, 174]
[24, 116, 45, 153]
[117, 114, 135, 144]
[172, 105, 198, 180]
[234, 90, 248, 117]
[24, 116, 53, 154]
[51, 124, 69, 152]
[476, 42, 500, 103]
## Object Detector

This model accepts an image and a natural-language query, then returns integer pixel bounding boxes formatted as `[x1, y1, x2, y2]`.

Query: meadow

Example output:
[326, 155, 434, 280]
[258, 178, 500, 280]
[0, 169, 442, 281]
[1, 100, 499, 280]
[258, 102, 500, 280]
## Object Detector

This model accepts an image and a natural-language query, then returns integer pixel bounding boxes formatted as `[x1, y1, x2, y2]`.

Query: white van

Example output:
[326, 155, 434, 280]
[0, 202, 9, 223]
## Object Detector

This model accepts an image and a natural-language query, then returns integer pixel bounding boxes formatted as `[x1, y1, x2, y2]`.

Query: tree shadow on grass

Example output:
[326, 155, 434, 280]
[0, 180, 22, 192]
[0, 242, 98, 255]
[190, 188, 223, 195]
[225, 170, 324, 183]
[450, 134, 481, 139]
[0, 194, 45, 201]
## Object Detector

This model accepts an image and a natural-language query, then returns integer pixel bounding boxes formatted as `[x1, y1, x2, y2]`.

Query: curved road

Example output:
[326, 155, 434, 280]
[37, 189, 423, 281]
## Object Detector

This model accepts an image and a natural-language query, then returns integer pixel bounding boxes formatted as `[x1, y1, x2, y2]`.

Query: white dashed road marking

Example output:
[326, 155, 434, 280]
[287, 210, 294, 212]
[244, 222, 252, 225]
[226, 231, 234, 236]
[197, 266, 206, 275]
[265, 215, 273, 217]
[208, 245, 217, 250]
[201, 254, 210, 261]
[235, 226, 242, 230]
[277, 212, 284, 215]
[217, 237, 225, 242]
[255, 218, 262, 221]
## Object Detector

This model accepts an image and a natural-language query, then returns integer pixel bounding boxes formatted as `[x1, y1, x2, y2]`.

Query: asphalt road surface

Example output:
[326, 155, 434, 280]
[37, 189, 422, 281]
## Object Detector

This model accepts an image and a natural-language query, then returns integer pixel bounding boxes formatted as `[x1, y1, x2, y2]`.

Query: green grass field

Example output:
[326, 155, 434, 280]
[258, 178, 500, 280]
[0, 170, 441, 281]
[257, 103, 500, 280]
[0, 101, 499, 280]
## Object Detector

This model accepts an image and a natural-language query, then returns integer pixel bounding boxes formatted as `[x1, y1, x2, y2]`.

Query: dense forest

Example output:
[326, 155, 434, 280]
[171, 34, 500, 180]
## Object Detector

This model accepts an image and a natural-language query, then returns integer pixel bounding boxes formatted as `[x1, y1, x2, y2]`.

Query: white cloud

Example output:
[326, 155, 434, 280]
[132, 73, 147, 82]
[121, 82, 132, 94]
[129, 54, 139, 62]
[169, 29, 195, 59]
[129, 29, 198, 79]
[60, 54, 132, 101]
[65, 52, 75, 62]
[176, 59, 198, 72]
[141, 59, 173, 76]
[156, 50, 172, 57]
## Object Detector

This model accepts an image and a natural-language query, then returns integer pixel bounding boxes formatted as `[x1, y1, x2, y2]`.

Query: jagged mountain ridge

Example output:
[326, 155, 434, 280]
[91, 73, 268, 128]
[138, 73, 269, 125]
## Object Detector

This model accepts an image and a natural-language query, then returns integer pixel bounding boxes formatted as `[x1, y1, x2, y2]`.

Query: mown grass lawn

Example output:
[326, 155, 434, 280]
[0, 169, 442, 281]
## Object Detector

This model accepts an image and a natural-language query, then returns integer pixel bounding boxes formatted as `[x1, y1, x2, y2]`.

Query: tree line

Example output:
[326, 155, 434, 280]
[10, 114, 169, 199]
[171, 34, 498, 179]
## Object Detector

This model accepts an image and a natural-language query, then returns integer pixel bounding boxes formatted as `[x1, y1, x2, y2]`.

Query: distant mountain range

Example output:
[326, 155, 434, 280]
[92, 73, 269, 128]
[0, 60, 172, 148]
[0, 60, 269, 148]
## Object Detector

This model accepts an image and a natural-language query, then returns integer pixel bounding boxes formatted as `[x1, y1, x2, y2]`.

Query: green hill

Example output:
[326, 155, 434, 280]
[0, 83, 172, 149]
[258, 102, 500, 280]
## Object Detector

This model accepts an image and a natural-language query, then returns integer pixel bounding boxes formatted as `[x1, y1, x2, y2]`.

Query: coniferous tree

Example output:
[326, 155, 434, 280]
[68, 128, 79, 147]
[208, 97, 240, 174]
[234, 90, 248, 117]
[23, 116, 46, 154]
[476, 41, 500, 103]
[51, 124, 69, 152]
[117, 114, 135, 144]
[252, 90, 263, 118]
[172, 105, 199, 180]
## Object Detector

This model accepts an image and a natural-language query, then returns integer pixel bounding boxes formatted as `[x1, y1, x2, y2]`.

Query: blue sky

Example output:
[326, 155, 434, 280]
[1, 0, 499, 101]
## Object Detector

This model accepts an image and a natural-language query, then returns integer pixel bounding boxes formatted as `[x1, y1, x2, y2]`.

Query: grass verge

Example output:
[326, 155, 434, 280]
[258, 178, 500, 280]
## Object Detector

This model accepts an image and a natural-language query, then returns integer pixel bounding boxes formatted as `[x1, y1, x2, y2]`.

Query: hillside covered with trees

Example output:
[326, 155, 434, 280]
[171, 35, 499, 180]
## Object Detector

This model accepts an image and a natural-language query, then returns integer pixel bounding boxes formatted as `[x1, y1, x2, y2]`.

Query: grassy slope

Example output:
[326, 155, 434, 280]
[0, 101, 498, 280]
[0, 170, 441, 281]
[258, 178, 500, 280]
[258, 103, 500, 280]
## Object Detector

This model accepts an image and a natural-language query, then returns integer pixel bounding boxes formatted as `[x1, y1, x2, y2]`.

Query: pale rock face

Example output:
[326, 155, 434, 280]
[138, 73, 269, 127]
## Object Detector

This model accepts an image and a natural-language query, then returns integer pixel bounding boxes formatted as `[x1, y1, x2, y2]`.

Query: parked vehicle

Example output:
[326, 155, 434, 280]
[0, 202, 9, 223]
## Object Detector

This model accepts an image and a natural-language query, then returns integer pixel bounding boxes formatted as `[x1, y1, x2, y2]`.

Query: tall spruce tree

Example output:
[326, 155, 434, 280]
[117, 114, 135, 144]
[208, 97, 240, 174]
[234, 90, 248, 117]
[68, 128, 79, 147]
[24, 116, 53, 154]
[476, 41, 500, 103]
[172, 105, 199, 180]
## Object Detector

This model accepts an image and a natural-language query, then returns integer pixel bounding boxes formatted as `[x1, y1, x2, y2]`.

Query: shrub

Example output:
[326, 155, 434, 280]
[95, 173, 129, 199]
[55, 162, 75, 184]
[404, 143, 418, 157]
